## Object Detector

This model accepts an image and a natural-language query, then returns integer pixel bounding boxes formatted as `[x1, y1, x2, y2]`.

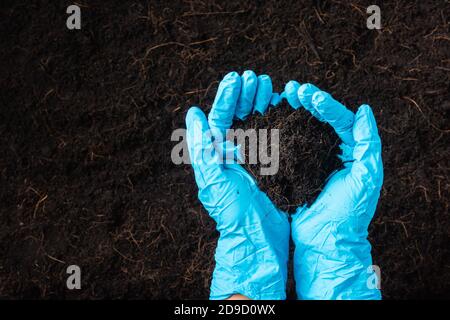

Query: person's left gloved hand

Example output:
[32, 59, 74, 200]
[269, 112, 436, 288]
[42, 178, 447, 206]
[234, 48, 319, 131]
[284, 81, 383, 300]
[186, 71, 290, 300]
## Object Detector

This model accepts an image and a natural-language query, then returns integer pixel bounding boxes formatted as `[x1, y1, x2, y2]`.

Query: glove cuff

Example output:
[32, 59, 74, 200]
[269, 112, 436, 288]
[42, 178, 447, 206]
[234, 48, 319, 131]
[209, 195, 289, 300]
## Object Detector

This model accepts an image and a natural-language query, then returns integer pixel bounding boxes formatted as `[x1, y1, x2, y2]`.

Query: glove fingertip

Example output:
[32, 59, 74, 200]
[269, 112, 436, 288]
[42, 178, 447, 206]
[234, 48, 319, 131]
[311, 90, 329, 109]
[235, 70, 258, 120]
[253, 75, 273, 114]
[354, 104, 380, 142]
[284, 81, 301, 109]
[224, 71, 240, 80]
[357, 104, 374, 117]
[209, 72, 242, 133]
[186, 106, 205, 127]
[298, 83, 319, 102]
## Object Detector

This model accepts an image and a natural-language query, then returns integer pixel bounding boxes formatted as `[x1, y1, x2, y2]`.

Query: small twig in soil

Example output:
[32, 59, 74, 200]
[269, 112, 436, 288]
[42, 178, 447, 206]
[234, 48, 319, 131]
[46, 254, 66, 264]
[402, 96, 450, 133]
[298, 22, 322, 62]
[181, 10, 247, 17]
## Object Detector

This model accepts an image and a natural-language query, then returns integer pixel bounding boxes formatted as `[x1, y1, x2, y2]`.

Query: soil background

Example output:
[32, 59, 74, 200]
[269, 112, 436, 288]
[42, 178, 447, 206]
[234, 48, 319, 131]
[0, 0, 449, 299]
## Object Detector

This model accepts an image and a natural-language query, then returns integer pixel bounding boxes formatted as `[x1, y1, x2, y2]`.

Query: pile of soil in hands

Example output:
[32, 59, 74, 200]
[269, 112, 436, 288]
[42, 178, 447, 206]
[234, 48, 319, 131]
[235, 103, 342, 213]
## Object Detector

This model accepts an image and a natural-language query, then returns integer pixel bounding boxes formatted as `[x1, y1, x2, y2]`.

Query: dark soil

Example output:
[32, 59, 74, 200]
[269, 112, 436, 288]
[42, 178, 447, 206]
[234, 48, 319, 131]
[236, 103, 341, 212]
[1, 0, 449, 299]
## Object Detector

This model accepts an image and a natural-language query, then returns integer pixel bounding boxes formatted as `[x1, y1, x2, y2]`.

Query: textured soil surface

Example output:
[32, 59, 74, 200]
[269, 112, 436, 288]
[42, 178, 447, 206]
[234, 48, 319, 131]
[1, 0, 449, 299]
[236, 104, 342, 212]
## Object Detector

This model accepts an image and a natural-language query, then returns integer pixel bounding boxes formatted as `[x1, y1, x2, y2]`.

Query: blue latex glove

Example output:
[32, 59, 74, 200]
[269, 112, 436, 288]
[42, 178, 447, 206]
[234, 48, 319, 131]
[285, 82, 383, 300]
[186, 71, 290, 300]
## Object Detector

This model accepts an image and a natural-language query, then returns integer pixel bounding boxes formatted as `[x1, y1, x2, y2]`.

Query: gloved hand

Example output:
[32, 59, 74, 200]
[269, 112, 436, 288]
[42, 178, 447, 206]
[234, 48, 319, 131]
[186, 71, 290, 300]
[285, 81, 383, 300]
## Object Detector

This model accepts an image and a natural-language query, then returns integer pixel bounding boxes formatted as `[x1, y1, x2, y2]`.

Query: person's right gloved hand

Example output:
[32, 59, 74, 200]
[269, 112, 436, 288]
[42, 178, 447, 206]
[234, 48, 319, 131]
[186, 71, 290, 300]
[284, 82, 383, 300]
